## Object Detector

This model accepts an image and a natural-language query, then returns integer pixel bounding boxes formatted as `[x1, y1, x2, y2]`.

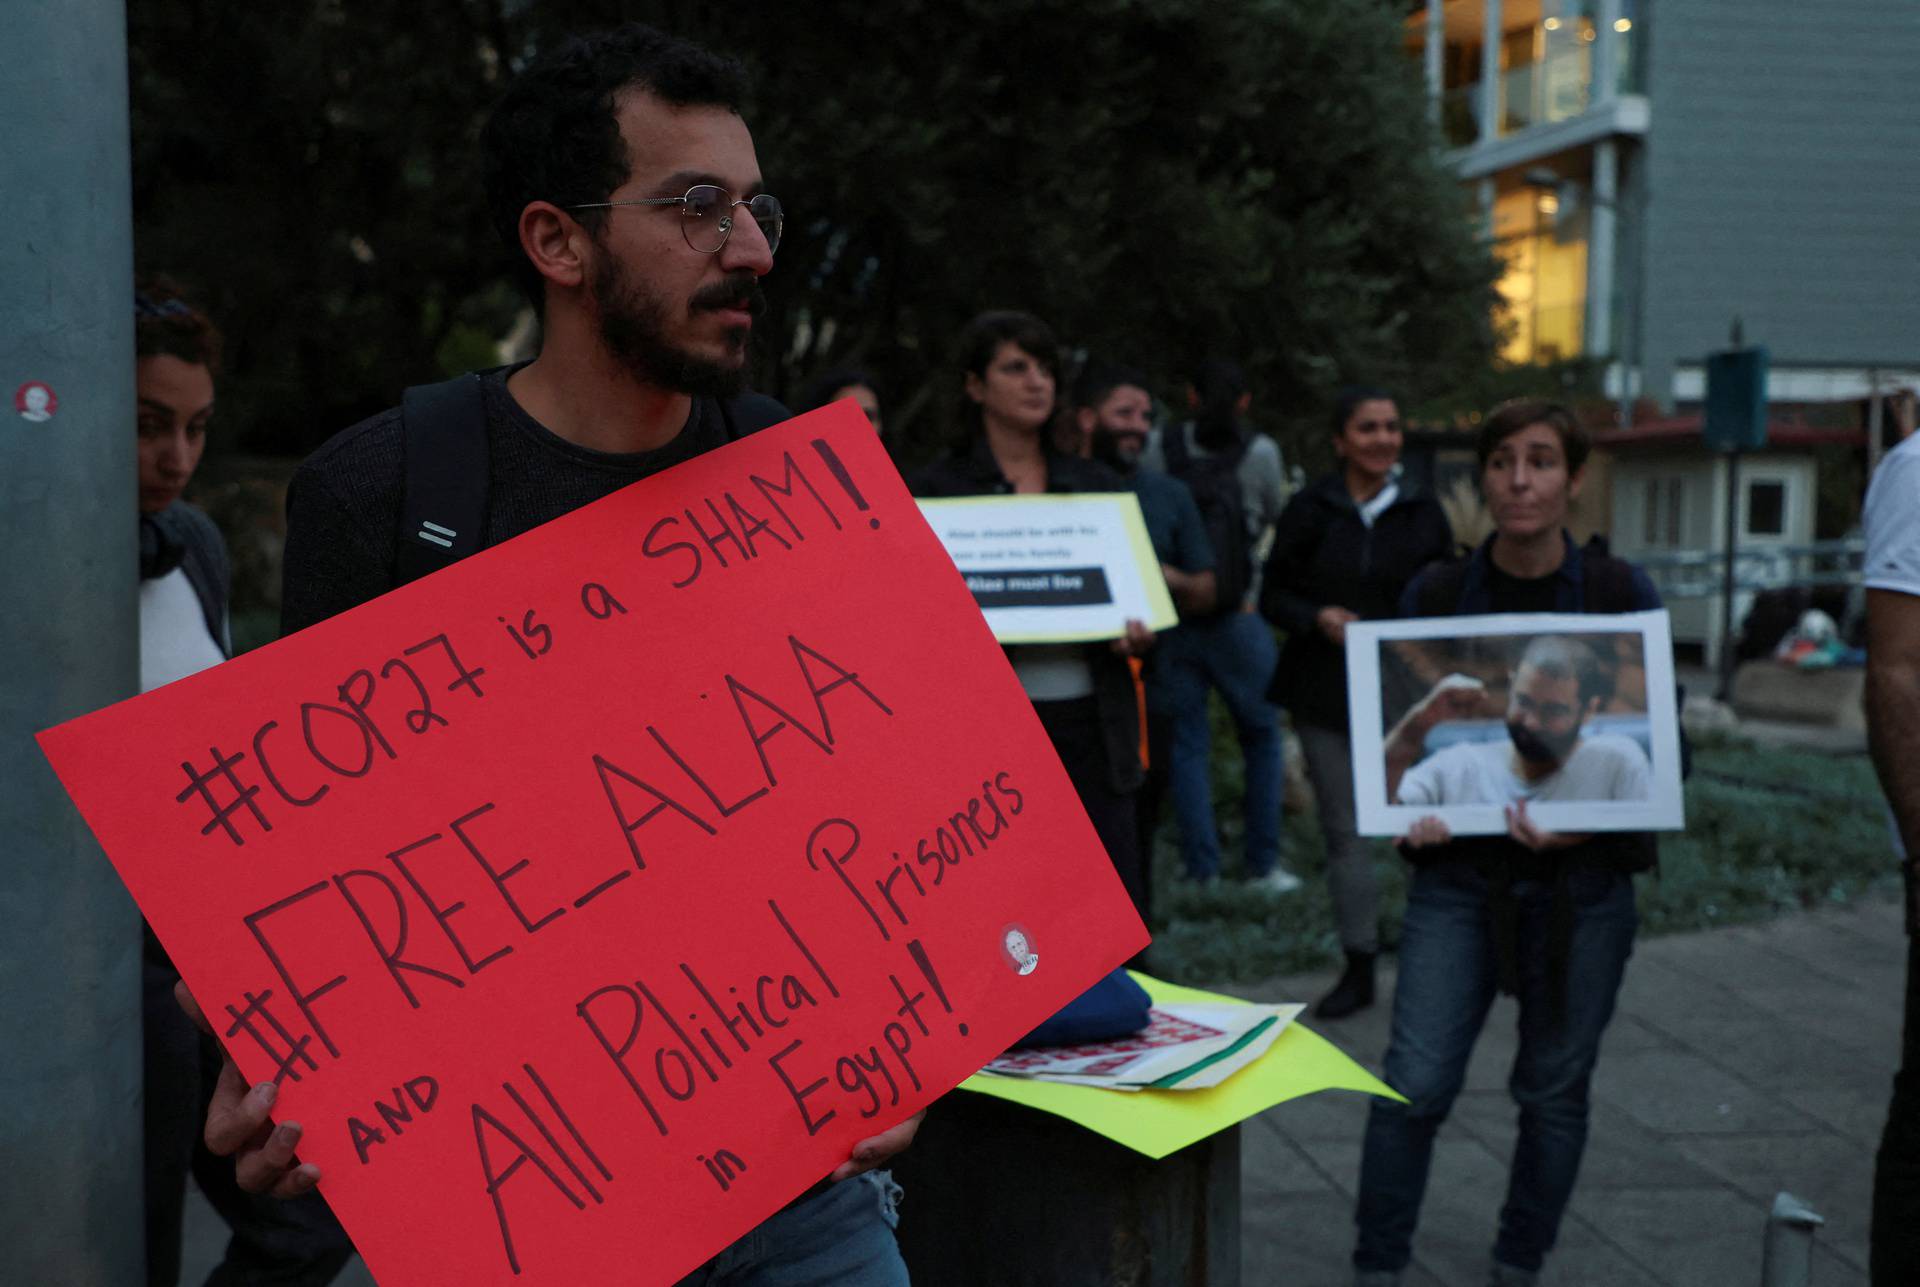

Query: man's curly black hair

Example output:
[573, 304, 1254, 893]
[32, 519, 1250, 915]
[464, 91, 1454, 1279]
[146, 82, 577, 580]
[480, 24, 749, 305]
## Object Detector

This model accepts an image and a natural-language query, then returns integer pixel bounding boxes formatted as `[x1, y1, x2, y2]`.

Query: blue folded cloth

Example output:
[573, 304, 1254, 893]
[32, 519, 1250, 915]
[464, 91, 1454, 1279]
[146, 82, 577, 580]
[1012, 968, 1153, 1049]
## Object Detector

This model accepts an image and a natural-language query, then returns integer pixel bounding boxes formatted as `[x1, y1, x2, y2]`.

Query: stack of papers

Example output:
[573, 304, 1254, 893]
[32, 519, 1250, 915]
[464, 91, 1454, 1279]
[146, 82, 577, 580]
[980, 1002, 1304, 1092]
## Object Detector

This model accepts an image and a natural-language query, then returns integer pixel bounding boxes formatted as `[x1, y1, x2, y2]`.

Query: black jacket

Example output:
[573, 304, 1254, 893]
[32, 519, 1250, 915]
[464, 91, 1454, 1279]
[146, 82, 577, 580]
[909, 437, 1144, 795]
[140, 500, 232, 656]
[1259, 472, 1454, 729]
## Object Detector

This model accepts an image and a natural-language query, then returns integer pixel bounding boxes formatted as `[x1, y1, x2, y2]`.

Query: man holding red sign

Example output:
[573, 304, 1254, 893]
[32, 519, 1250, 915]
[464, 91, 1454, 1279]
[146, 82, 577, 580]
[186, 24, 920, 1285]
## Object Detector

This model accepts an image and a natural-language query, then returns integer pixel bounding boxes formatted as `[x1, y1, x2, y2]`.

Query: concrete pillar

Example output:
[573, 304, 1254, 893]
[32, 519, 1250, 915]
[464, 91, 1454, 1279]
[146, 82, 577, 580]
[1594, 0, 1623, 104]
[1479, 0, 1505, 143]
[0, 0, 145, 1282]
[1589, 137, 1619, 361]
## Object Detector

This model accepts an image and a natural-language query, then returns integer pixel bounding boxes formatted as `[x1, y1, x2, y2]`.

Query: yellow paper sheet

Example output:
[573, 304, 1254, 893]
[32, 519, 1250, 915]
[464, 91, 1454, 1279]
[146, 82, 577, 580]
[958, 973, 1404, 1159]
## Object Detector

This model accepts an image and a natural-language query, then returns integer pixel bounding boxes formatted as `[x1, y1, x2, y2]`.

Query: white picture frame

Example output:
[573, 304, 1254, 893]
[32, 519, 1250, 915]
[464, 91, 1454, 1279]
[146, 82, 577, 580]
[1345, 610, 1685, 838]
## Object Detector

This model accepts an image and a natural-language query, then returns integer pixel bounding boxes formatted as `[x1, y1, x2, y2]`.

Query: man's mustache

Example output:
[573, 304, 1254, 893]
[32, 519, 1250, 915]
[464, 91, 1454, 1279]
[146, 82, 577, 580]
[690, 276, 765, 315]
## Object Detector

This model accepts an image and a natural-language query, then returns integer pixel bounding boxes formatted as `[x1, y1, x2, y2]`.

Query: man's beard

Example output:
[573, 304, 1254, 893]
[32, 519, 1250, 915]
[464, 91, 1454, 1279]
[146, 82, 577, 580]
[1508, 720, 1578, 767]
[1089, 428, 1141, 475]
[590, 253, 758, 400]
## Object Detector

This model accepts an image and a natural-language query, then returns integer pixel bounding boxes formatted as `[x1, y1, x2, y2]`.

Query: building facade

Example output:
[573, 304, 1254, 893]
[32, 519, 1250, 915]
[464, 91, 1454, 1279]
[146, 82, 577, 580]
[1409, 0, 1920, 661]
[1410, 0, 1920, 407]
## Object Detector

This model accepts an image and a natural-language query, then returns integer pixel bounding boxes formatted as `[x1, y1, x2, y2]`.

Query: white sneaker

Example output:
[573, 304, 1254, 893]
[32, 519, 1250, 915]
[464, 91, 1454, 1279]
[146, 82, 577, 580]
[1249, 867, 1303, 894]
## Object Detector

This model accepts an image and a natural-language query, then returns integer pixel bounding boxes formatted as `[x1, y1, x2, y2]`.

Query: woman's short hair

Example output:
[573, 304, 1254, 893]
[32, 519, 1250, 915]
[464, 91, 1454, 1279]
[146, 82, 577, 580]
[1476, 398, 1590, 475]
[954, 310, 1060, 435]
[134, 277, 221, 374]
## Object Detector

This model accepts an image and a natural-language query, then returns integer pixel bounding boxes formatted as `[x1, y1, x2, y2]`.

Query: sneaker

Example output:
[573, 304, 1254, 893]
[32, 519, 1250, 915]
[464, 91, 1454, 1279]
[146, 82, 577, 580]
[1487, 1262, 1538, 1287]
[1248, 867, 1303, 894]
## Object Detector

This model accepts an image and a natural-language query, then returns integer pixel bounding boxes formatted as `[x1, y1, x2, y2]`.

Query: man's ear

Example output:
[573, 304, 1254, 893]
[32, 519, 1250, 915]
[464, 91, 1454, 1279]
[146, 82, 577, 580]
[1568, 464, 1587, 503]
[963, 371, 986, 405]
[519, 200, 592, 293]
[1075, 406, 1096, 437]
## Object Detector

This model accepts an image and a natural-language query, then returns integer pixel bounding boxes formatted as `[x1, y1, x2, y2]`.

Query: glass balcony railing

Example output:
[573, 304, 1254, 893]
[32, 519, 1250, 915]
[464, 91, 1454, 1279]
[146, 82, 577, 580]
[1438, 23, 1640, 146]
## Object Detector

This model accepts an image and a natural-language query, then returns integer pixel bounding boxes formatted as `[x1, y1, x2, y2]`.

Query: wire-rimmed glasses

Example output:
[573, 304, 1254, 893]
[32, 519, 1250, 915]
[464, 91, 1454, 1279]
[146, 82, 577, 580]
[568, 185, 783, 255]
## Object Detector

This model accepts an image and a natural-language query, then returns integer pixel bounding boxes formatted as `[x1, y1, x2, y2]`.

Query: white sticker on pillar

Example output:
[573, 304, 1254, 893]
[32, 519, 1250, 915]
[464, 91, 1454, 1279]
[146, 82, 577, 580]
[14, 381, 57, 423]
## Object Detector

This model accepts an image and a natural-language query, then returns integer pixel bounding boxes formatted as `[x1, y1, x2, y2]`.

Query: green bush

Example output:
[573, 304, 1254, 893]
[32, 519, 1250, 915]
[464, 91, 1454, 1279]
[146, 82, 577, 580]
[1143, 710, 1899, 985]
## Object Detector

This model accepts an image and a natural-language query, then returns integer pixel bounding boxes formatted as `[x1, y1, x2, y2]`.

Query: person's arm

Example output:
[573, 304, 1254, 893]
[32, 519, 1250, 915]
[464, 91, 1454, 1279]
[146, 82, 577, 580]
[1158, 475, 1217, 616]
[1628, 565, 1665, 611]
[1869, 589, 1920, 864]
[1162, 565, 1217, 617]
[1384, 676, 1489, 803]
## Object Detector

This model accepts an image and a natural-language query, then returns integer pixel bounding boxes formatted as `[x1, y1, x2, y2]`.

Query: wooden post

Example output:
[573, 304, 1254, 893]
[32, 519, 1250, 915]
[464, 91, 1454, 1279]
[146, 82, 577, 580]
[890, 1091, 1242, 1286]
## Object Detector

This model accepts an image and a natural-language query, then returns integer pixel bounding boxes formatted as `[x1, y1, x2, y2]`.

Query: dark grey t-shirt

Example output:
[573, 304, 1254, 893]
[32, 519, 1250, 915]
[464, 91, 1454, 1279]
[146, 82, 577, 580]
[280, 369, 728, 634]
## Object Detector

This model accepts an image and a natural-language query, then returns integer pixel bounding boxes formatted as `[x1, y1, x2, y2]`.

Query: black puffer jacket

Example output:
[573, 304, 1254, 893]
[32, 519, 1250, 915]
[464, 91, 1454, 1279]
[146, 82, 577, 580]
[1259, 472, 1454, 730]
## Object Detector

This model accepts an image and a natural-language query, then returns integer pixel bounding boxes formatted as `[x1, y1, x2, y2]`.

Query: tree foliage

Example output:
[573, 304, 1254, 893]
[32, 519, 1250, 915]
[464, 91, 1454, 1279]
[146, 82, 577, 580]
[131, 0, 1499, 464]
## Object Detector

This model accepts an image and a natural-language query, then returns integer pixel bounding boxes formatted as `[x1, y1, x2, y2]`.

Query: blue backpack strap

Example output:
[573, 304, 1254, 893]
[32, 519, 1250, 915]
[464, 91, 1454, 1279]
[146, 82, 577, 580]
[396, 372, 490, 586]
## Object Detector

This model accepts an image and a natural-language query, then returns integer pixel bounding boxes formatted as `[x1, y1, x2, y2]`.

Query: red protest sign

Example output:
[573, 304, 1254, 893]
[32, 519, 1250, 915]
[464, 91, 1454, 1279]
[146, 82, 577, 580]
[38, 402, 1146, 1285]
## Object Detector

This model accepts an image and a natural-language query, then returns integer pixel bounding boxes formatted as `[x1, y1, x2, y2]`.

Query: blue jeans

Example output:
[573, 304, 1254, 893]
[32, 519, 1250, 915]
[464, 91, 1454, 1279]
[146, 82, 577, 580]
[1353, 862, 1637, 1275]
[1150, 612, 1282, 879]
[676, 1171, 905, 1286]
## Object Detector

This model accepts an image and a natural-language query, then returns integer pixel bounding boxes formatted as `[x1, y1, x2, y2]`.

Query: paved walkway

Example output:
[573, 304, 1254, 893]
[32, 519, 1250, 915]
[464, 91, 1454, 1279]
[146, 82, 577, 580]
[1235, 897, 1904, 1286]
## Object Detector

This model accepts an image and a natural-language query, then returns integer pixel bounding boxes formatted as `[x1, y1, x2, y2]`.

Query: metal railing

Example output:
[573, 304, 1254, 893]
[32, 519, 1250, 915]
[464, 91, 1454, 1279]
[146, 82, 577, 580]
[1633, 539, 1864, 600]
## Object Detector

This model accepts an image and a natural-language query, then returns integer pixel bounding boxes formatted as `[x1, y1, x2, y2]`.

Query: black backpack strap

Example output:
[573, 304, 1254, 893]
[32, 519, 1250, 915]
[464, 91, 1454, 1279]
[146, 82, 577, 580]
[396, 373, 490, 586]
[719, 391, 791, 441]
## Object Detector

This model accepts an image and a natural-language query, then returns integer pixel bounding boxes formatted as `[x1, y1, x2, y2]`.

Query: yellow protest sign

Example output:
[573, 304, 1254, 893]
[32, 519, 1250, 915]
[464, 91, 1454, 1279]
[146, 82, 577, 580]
[959, 973, 1403, 1159]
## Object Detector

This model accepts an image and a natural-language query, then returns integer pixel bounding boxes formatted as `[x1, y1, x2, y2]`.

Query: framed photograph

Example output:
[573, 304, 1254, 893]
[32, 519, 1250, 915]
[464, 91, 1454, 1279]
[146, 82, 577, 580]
[917, 493, 1178, 643]
[1345, 610, 1684, 838]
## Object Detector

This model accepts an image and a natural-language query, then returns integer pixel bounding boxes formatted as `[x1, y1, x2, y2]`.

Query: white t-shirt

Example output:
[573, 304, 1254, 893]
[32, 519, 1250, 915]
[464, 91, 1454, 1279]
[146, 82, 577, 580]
[1865, 432, 1920, 597]
[1397, 733, 1652, 807]
[139, 567, 226, 693]
[1007, 643, 1096, 702]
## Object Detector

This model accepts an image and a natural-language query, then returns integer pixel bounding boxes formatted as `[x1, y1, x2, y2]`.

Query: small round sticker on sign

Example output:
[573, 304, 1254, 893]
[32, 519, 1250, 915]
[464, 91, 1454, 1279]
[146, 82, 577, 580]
[15, 381, 57, 423]
[1001, 924, 1039, 976]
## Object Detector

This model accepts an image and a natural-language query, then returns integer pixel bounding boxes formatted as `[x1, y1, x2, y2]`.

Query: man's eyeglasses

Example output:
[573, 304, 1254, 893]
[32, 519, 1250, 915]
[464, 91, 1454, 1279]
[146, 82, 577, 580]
[568, 185, 784, 256]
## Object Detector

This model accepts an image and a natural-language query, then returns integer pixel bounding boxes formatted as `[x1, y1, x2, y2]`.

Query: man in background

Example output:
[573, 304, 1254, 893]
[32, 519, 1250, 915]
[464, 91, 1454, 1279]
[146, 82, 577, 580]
[1862, 424, 1920, 1282]
[1140, 358, 1296, 891]
[1071, 364, 1215, 916]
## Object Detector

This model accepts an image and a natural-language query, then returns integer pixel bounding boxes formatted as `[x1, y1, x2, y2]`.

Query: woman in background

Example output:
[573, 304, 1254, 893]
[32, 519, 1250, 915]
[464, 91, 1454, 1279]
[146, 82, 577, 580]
[135, 279, 354, 1287]
[1260, 386, 1455, 1019]
[909, 311, 1152, 919]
